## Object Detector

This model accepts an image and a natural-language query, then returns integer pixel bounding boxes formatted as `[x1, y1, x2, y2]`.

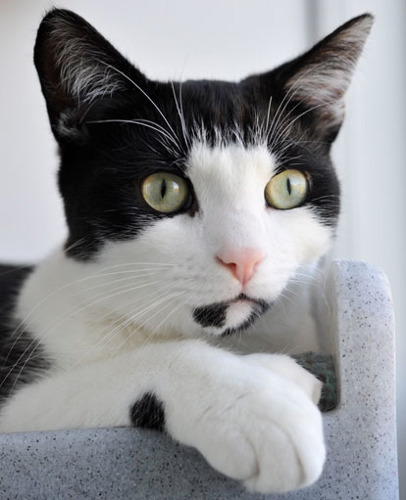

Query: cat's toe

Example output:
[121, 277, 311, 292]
[244, 384, 326, 493]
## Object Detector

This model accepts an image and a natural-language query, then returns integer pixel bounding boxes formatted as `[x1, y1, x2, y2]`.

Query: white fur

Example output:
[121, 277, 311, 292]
[0, 340, 324, 494]
[2, 142, 330, 494]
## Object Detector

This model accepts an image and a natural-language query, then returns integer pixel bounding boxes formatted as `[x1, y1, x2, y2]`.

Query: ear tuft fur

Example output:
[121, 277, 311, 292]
[283, 14, 374, 141]
[34, 9, 140, 140]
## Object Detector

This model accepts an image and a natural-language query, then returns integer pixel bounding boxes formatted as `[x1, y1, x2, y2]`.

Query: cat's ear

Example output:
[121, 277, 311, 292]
[34, 9, 146, 141]
[257, 14, 373, 143]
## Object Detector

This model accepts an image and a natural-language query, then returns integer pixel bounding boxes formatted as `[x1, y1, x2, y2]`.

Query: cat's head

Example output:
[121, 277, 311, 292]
[34, 9, 372, 338]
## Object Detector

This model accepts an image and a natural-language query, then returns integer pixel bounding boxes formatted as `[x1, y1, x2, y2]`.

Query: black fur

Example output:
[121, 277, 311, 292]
[30, 8, 365, 261]
[130, 392, 165, 432]
[193, 294, 270, 331]
[192, 303, 228, 329]
[0, 266, 52, 406]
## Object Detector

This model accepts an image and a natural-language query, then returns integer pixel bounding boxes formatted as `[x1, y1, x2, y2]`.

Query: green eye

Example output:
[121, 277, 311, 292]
[142, 173, 189, 213]
[265, 169, 309, 210]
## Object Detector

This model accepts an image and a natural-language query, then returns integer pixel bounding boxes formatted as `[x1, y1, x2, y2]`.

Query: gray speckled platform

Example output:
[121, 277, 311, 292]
[0, 260, 398, 499]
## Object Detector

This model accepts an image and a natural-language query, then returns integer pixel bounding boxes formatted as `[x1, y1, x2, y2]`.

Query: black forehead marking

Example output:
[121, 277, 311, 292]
[141, 79, 265, 149]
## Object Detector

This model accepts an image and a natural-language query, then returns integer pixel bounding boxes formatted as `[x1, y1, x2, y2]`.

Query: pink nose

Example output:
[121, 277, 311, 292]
[216, 248, 265, 286]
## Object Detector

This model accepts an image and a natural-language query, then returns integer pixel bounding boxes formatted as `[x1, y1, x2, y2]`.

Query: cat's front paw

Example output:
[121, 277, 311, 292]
[243, 352, 323, 405]
[240, 382, 326, 494]
[168, 361, 325, 494]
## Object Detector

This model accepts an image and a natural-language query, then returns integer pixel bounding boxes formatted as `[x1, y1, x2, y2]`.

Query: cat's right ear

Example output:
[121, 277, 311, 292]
[247, 14, 373, 145]
[34, 9, 146, 142]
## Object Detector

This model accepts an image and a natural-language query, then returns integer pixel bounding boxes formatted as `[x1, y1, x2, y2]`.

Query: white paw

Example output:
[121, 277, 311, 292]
[167, 358, 326, 494]
[244, 352, 323, 405]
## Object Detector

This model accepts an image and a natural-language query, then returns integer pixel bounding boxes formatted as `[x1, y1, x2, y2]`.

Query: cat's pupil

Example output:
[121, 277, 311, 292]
[287, 178, 292, 196]
[160, 179, 167, 199]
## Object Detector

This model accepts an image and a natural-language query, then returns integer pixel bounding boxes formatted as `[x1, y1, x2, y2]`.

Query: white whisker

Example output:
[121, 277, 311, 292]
[97, 61, 181, 152]
[171, 81, 190, 149]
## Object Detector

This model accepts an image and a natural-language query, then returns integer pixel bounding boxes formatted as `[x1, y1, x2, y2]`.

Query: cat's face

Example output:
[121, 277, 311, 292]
[33, 10, 372, 337]
[92, 140, 332, 338]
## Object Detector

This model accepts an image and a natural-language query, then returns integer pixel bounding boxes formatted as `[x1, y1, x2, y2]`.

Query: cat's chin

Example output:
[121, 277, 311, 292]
[193, 294, 271, 338]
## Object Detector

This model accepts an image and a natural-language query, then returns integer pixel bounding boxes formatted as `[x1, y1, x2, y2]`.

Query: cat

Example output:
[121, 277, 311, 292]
[0, 9, 372, 494]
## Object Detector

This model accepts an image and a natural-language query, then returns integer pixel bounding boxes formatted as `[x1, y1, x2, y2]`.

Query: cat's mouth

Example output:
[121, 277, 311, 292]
[228, 293, 268, 308]
[192, 294, 270, 335]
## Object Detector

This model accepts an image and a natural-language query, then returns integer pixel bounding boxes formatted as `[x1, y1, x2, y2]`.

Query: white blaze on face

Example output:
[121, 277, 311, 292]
[185, 140, 332, 292]
[186, 143, 274, 250]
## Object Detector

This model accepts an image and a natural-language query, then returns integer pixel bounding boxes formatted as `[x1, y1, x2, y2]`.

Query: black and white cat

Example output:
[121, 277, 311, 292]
[0, 9, 372, 494]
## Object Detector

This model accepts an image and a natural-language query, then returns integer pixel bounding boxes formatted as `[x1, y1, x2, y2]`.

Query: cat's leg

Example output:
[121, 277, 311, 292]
[0, 339, 325, 494]
[243, 352, 323, 404]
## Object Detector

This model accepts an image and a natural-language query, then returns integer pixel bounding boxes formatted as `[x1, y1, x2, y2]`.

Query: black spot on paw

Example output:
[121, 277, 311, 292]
[130, 392, 165, 432]
[192, 303, 227, 328]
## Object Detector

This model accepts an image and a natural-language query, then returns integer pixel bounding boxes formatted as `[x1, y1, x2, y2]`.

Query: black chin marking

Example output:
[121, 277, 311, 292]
[192, 294, 270, 332]
[221, 299, 271, 337]
[192, 303, 228, 328]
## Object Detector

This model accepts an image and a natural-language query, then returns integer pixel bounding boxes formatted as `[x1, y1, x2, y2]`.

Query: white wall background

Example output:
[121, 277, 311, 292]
[0, 0, 404, 495]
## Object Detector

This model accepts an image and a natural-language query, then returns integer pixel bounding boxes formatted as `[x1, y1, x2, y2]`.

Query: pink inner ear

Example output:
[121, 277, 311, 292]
[216, 248, 265, 286]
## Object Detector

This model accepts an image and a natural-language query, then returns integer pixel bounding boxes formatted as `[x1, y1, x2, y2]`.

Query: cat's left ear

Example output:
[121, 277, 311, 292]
[34, 9, 148, 142]
[254, 14, 374, 143]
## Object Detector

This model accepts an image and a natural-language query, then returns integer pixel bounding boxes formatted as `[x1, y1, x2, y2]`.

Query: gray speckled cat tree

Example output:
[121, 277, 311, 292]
[0, 260, 398, 499]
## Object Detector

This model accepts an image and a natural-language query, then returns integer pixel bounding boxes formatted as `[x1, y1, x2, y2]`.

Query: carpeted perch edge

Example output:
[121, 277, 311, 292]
[292, 352, 338, 412]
